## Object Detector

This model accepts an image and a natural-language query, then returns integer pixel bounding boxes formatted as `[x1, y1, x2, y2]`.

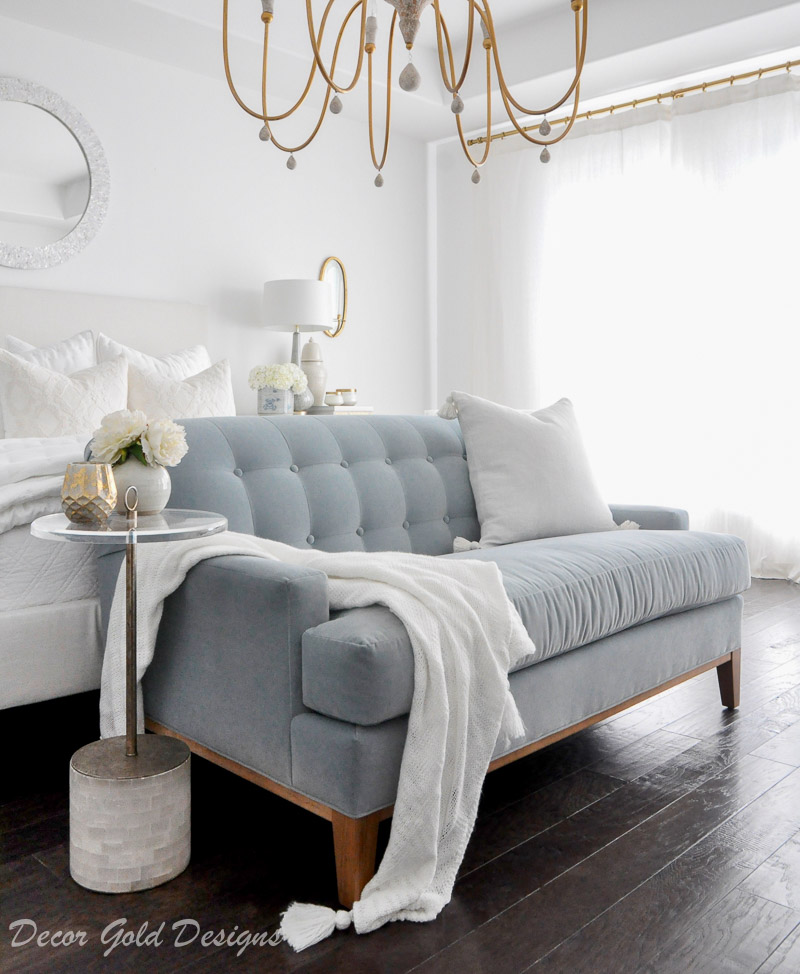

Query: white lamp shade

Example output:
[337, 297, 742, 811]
[263, 279, 336, 333]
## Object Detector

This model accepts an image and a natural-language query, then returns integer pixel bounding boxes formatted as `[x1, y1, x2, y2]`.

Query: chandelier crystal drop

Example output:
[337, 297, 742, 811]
[223, 0, 588, 183]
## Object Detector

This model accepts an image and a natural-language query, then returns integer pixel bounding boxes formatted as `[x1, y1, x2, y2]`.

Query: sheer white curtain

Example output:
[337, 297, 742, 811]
[458, 74, 800, 580]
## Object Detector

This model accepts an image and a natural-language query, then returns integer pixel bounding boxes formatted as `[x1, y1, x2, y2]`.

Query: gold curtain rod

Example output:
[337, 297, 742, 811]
[467, 57, 799, 146]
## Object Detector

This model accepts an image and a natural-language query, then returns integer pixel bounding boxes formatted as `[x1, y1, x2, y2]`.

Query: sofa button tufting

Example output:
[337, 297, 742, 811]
[443, 515, 451, 524]
[402, 520, 410, 530]
[233, 468, 243, 477]
[385, 458, 393, 465]
[307, 535, 315, 544]
[341, 460, 349, 468]
[426, 456, 434, 463]
[356, 527, 365, 537]
[463, 454, 468, 461]
[290, 464, 299, 473]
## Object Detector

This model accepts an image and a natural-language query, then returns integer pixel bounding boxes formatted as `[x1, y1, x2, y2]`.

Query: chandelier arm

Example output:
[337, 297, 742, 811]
[222, 0, 263, 119]
[432, 0, 475, 95]
[496, 79, 582, 146]
[305, 0, 367, 95]
[489, 1, 587, 118]
[367, 11, 397, 171]
[264, 1, 365, 123]
[454, 45, 493, 168]
[264, 5, 361, 154]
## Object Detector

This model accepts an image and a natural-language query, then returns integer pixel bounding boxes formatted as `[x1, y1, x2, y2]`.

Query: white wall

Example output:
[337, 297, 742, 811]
[0, 16, 431, 414]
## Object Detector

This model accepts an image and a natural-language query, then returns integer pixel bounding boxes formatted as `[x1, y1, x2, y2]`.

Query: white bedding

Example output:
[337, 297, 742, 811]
[0, 523, 98, 612]
[0, 434, 86, 534]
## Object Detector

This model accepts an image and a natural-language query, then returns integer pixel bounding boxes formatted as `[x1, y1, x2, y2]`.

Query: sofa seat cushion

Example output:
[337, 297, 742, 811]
[301, 530, 750, 726]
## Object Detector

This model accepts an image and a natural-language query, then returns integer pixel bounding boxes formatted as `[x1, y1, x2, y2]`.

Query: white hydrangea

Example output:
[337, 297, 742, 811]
[91, 409, 148, 465]
[141, 419, 189, 468]
[248, 362, 308, 393]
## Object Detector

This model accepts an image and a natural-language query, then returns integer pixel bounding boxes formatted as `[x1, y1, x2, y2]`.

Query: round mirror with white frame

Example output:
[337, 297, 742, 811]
[320, 256, 347, 338]
[0, 79, 109, 270]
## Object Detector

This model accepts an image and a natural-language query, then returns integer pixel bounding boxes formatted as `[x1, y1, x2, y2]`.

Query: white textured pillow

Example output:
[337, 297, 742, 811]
[452, 392, 616, 545]
[5, 330, 97, 372]
[0, 350, 127, 438]
[127, 360, 236, 419]
[97, 334, 211, 380]
[1, 331, 98, 437]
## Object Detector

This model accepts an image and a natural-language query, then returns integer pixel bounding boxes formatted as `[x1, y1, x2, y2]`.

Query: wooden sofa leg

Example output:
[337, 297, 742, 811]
[331, 810, 381, 908]
[717, 648, 741, 710]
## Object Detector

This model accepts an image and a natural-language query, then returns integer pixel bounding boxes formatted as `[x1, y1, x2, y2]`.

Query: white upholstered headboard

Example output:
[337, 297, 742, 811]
[0, 286, 210, 354]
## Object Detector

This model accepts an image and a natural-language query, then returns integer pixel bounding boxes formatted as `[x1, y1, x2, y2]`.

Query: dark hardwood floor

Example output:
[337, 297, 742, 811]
[3, 578, 800, 973]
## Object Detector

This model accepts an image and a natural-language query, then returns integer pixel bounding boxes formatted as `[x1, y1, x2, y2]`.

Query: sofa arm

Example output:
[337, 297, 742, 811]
[609, 504, 689, 530]
[140, 554, 329, 788]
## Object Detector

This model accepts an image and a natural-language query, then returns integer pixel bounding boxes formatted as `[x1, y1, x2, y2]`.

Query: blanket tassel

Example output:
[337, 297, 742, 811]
[279, 902, 353, 952]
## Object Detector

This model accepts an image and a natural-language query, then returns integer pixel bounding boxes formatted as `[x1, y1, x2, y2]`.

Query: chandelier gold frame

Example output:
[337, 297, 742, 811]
[222, 0, 589, 184]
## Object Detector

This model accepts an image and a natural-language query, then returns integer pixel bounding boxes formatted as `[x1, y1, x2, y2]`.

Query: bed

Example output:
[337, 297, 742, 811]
[0, 285, 211, 709]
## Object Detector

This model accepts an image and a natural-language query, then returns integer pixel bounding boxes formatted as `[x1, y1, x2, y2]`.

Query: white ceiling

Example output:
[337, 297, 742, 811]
[2, 0, 799, 142]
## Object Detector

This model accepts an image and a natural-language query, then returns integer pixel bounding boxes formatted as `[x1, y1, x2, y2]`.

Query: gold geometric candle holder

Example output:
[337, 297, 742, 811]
[61, 462, 117, 525]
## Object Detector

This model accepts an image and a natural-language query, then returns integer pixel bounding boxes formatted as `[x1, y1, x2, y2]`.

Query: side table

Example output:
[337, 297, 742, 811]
[31, 505, 227, 893]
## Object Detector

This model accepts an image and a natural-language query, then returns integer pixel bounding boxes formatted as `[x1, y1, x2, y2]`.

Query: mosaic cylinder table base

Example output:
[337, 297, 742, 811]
[69, 734, 191, 893]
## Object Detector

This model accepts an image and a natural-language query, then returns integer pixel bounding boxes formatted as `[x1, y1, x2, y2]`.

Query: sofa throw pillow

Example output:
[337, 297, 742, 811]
[0, 350, 127, 438]
[1, 331, 98, 437]
[127, 360, 236, 419]
[97, 334, 212, 380]
[450, 392, 616, 546]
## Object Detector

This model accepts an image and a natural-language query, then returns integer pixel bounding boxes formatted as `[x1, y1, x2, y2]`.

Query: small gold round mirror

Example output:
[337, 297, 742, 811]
[320, 256, 347, 338]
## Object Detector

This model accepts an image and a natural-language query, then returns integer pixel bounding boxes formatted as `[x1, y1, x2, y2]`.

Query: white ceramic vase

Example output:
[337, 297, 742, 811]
[112, 458, 171, 515]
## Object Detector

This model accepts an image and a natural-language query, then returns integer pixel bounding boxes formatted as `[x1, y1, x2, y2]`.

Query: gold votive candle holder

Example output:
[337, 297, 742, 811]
[61, 462, 118, 525]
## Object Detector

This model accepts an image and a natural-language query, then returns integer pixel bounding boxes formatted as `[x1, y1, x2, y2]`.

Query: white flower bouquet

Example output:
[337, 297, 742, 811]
[91, 409, 189, 468]
[248, 363, 308, 394]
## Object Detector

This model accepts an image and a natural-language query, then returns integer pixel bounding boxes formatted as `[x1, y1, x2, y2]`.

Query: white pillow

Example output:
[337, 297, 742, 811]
[1, 331, 98, 436]
[97, 334, 211, 380]
[0, 350, 128, 438]
[127, 360, 236, 419]
[451, 392, 616, 545]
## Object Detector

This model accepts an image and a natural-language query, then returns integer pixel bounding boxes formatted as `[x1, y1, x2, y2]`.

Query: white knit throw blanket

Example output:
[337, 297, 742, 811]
[100, 531, 535, 948]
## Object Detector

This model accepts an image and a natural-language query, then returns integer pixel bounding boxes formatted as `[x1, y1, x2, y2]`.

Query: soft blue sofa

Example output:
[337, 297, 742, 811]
[97, 415, 750, 906]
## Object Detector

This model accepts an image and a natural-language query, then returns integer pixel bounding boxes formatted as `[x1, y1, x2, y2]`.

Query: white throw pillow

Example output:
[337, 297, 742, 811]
[1, 332, 98, 437]
[127, 360, 236, 419]
[451, 392, 616, 545]
[0, 350, 128, 438]
[97, 334, 211, 380]
[4, 330, 97, 372]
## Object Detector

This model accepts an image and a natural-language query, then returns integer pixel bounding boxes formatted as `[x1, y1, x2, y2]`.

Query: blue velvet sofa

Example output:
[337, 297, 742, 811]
[98, 415, 750, 906]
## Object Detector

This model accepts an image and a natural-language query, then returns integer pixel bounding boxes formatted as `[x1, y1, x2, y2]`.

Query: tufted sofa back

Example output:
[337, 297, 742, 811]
[168, 416, 480, 555]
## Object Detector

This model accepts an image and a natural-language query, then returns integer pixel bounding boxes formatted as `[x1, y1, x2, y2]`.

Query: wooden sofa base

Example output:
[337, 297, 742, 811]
[146, 648, 740, 908]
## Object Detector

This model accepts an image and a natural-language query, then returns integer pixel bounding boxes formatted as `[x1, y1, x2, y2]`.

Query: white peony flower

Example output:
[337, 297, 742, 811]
[248, 362, 308, 393]
[91, 409, 149, 464]
[141, 418, 188, 467]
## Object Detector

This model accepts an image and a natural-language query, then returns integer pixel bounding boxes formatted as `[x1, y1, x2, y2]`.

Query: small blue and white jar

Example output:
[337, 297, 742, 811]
[257, 387, 293, 415]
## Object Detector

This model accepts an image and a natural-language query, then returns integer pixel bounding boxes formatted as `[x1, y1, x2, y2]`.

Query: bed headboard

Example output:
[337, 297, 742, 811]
[0, 286, 209, 354]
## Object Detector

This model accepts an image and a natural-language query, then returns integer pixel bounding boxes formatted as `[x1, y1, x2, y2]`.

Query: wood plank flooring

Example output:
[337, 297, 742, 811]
[2, 578, 800, 973]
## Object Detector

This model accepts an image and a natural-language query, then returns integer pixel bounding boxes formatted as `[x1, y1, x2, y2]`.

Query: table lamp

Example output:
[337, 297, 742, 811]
[263, 279, 336, 412]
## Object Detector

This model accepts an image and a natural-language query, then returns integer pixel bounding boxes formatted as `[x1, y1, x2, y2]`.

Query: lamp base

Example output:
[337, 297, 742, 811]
[307, 405, 334, 415]
[291, 328, 302, 366]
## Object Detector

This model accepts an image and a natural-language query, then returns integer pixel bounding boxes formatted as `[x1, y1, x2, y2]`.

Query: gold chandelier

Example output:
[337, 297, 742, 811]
[222, 0, 588, 185]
